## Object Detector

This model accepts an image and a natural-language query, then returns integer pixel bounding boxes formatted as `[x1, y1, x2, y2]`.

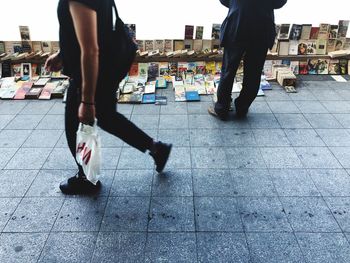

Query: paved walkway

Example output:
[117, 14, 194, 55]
[1, 78, 350, 262]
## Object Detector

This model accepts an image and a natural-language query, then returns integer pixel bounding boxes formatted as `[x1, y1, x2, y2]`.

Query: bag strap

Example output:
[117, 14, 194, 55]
[111, 0, 119, 20]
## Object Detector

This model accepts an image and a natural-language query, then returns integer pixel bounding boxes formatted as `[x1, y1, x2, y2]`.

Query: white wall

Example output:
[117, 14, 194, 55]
[0, 0, 349, 40]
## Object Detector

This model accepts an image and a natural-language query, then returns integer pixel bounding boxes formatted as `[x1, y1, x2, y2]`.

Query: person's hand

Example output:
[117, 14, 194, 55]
[44, 52, 63, 72]
[78, 103, 95, 125]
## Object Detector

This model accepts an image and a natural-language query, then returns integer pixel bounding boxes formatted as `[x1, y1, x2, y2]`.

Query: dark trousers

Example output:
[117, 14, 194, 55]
[215, 42, 268, 114]
[65, 76, 154, 174]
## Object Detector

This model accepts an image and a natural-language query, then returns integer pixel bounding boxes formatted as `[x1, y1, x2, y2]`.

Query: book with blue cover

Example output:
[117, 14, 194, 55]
[142, 94, 156, 104]
[185, 91, 200, 101]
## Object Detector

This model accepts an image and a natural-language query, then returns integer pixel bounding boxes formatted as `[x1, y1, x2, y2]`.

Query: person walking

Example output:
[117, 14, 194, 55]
[209, 0, 287, 120]
[45, 0, 172, 195]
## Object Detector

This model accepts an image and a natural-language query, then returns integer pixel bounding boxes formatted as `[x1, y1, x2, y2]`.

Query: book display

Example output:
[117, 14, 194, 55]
[0, 22, 350, 102]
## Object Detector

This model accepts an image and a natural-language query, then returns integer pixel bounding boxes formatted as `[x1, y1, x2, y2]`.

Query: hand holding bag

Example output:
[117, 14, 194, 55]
[75, 120, 101, 185]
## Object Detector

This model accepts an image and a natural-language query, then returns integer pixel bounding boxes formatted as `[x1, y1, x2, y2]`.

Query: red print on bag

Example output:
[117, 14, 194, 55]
[76, 142, 92, 165]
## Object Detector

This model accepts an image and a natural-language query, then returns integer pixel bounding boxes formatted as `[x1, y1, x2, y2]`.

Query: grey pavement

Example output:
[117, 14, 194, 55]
[1, 78, 350, 262]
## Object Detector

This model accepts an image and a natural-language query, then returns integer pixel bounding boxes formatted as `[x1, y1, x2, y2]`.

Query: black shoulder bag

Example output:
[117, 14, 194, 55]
[108, 0, 137, 82]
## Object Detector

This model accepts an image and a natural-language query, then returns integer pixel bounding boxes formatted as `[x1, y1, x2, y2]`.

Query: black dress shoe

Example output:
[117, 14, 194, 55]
[59, 174, 101, 195]
[150, 141, 172, 173]
[234, 99, 248, 118]
[208, 106, 228, 121]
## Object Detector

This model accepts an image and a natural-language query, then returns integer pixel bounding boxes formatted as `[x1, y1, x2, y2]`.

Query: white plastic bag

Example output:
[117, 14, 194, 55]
[75, 120, 101, 185]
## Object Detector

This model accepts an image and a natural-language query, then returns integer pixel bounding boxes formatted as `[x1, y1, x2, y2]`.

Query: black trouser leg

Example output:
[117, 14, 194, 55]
[95, 80, 153, 153]
[236, 45, 268, 110]
[65, 79, 84, 174]
[215, 45, 245, 114]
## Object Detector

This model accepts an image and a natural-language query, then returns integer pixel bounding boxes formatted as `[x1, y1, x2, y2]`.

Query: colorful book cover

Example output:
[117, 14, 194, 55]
[290, 61, 299, 75]
[12, 64, 21, 77]
[339, 59, 348, 75]
[155, 95, 167, 105]
[338, 20, 349, 38]
[317, 59, 329, 75]
[185, 25, 194, 39]
[195, 26, 204, 39]
[142, 94, 156, 104]
[289, 24, 302, 40]
[169, 62, 178, 76]
[309, 27, 320, 40]
[328, 59, 340, 75]
[164, 40, 173, 52]
[316, 39, 327, 55]
[299, 61, 309, 75]
[39, 82, 57, 100]
[306, 41, 317, 55]
[205, 62, 216, 75]
[318, 24, 330, 40]
[136, 40, 145, 52]
[159, 62, 170, 77]
[211, 24, 221, 40]
[154, 40, 165, 52]
[187, 62, 197, 74]
[147, 63, 159, 81]
[144, 40, 154, 52]
[129, 63, 139, 77]
[25, 87, 43, 99]
[138, 63, 148, 77]
[335, 38, 345, 51]
[156, 78, 167, 89]
[178, 62, 188, 74]
[196, 62, 206, 75]
[185, 90, 200, 101]
[307, 59, 318, 74]
[14, 81, 33, 100]
[329, 25, 339, 39]
[175, 86, 186, 102]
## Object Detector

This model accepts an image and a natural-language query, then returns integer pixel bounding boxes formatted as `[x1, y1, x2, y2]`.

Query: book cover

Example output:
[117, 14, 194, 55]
[215, 62, 222, 74]
[174, 40, 184, 51]
[0, 41, 5, 54]
[263, 60, 273, 79]
[159, 62, 170, 77]
[211, 39, 220, 50]
[187, 62, 197, 74]
[51, 41, 60, 53]
[318, 24, 330, 40]
[205, 61, 216, 75]
[202, 40, 212, 51]
[14, 81, 33, 100]
[41, 41, 52, 53]
[19, 26, 31, 41]
[21, 63, 32, 78]
[317, 59, 329, 74]
[129, 63, 139, 77]
[12, 64, 21, 77]
[185, 25, 194, 39]
[136, 40, 145, 52]
[335, 38, 345, 51]
[138, 63, 148, 77]
[195, 26, 204, 39]
[169, 62, 178, 76]
[178, 62, 188, 74]
[34, 77, 50, 86]
[211, 24, 221, 39]
[288, 40, 298, 55]
[192, 40, 203, 52]
[144, 40, 154, 52]
[1, 60, 12, 77]
[300, 24, 312, 40]
[205, 81, 215, 94]
[327, 39, 337, 53]
[278, 24, 290, 40]
[39, 82, 57, 100]
[25, 87, 43, 99]
[164, 40, 173, 52]
[310, 27, 320, 40]
[289, 24, 302, 40]
[144, 83, 156, 94]
[328, 59, 340, 74]
[1, 84, 18, 99]
[129, 93, 143, 104]
[175, 86, 186, 102]
[338, 20, 349, 38]
[306, 41, 317, 55]
[316, 39, 327, 55]
[147, 62, 159, 81]
[40, 65, 51, 77]
[278, 40, 289, 56]
[142, 93, 156, 104]
[329, 25, 339, 39]
[307, 59, 318, 74]
[184, 39, 193, 50]
[343, 38, 350, 50]
[290, 61, 299, 75]
[195, 62, 206, 75]
[155, 95, 167, 105]
[339, 59, 348, 75]
[185, 90, 200, 101]
[21, 41, 32, 53]
[154, 40, 165, 52]
[156, 77, 167, 89]
[299, 61, 308, 75]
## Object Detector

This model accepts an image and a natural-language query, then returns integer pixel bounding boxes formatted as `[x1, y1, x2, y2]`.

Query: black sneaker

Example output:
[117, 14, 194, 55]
[150, 141, 172, 173]
[59, 174, 101, 195]
[234, 99, 248, 118]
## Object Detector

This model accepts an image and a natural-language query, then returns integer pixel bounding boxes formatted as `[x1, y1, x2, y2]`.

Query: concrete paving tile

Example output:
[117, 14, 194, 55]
[226, 147, 266, 169]
[0, 129, 32, 148]
[0, 233, 48, 263]
[0, 115, 15, 130]
[53, 197, 107, 232]
[47, 101, 65, 114]
[249, 101, 272, 113]
[329, 147, 350, 168]
[19, 101, 55, 115]
[308, 169, 350, 197]
[92, 232, 146, 263]
[268, 101, 300, 114]
[296, 233, 350, 263]
[101, 197, 149, 231]
[133, 104, 160, 115]
[98, 129, 124, 147]
[247, 233, 305, 263]
[269, 169, 320, 197]
[0, 148, 17, 169]
[220, 129, 257, 146]
[280, 197, 341, 232]
[288, 88, 317, 101]
[35, 115, 64, 130]
[195, 197, 243, 231]
[248, 114, 281, 129]
[321, 101, 350, 114]
[117, 147, 153, 170]
[0, 198, 21, 231]
[110, 169, 152, 197]
[187, 101, 213, 114]
[6, 148, 52, 169]
[253, 129, 291, 147]
[42, 148, 77, 170]
[145, 233, 196, 263]
[316, 129, 350, 147]
[333, 114, 350, 128]
[4, 197, 63, 232]
[148, 197, 194, 232]
[197, 233, 249, 263]
[188, 114, 219, 129]
[160, 102, 187, 115]
[304, 114, 343, 129]
[22, 129, 63, 148]
[158, 129, 190, 147]
[159, 115, 188, 129]
[237, 197, 292, 232]
[0, 170, 38, 197]
[130, 115, 159, 129]
[191, 147, 228, 169]
[38, 232, 97, 263]
[325, 197, 350, 232]
[165, 147, 191, 170]
[284, 129, 325, 147]
[275, 114, 312, 129]
[153, 169, 193, 197]
[0, 101, 28, 115]
[294, 101, 328, 114]
[116, 103, 134, 115]
[189, 129, 223, 147]
[295, 147, 342, 169]
[5, 114, 43, 130]
[260, 147, 303, 169]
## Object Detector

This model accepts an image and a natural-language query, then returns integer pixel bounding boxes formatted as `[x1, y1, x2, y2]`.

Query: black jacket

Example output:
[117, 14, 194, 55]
[219, 0, 287, 49]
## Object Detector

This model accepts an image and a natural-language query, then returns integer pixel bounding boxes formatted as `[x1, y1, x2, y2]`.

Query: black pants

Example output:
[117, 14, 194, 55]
[65, 76, 154, 174]
[215, 43, 268, 114]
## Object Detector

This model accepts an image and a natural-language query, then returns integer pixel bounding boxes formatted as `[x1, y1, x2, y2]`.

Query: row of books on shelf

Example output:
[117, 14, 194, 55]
[0, 76, 69, 100]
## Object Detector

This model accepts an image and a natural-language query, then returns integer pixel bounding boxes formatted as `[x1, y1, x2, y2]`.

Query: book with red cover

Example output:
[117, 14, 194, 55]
[14, 81, 33, 100]
[310, 27, 320, 40]
[39, 82, 57, 100]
